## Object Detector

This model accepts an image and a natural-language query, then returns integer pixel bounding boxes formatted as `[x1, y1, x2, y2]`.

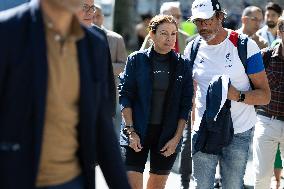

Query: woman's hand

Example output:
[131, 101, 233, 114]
[129, 132, 143, 152]
[160, 137, 179, 157]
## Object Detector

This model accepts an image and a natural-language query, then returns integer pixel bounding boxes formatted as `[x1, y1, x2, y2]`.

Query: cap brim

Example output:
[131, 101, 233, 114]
[190, 10, 215, 21]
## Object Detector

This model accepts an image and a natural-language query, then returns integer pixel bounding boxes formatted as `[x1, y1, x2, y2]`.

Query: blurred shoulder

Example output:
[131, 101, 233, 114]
[105, 29, 124, 40]
[84, 25, 109, 46]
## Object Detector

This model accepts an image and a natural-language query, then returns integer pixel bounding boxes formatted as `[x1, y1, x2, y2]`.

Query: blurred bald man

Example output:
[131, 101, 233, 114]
[237, 6, 268, 49]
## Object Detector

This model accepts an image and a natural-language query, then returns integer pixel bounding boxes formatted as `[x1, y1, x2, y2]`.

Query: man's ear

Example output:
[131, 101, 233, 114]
[216, 12, 225, 21]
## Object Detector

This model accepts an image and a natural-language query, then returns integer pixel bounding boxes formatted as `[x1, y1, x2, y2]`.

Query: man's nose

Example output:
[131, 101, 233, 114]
[198, 24, 208, 31]
[267, 16, 273, 21]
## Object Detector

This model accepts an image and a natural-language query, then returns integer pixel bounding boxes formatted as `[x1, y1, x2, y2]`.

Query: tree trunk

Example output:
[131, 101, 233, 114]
[113, 0, 135, 50]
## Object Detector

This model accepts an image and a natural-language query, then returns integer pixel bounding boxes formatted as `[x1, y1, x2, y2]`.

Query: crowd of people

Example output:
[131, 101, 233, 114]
[0, 0, 283, 189]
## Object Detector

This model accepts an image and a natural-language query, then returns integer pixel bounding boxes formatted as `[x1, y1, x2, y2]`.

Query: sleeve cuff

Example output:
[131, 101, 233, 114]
[120, 97, 132, 111]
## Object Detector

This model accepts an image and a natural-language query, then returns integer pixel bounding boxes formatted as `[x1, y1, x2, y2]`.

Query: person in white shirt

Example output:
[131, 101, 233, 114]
[257, 2, 282, 46]
[184, 0, 271, 188]
[237, 6, 268, 50]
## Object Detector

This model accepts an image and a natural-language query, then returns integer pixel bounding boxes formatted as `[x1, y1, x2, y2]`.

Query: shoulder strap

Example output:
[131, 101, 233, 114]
[236, 33, 248, 72]
[189, 35, 202, 68]
[235, 32, 256, 89]
[229, 31, 255, 89]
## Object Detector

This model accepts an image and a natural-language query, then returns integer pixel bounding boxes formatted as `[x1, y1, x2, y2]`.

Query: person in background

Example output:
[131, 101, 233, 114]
[119, 14, 193, 189]
[270, 11, 284, 47]
[136, 13, 152, 49]
[253, 16, 284, 189]
[76, 0, 117, 117]
[238, 6, 284, 185]
[0, 0, 131, 189]
[237, 6, 268, 49]
[141, 1, 189, 53]
[257, 2, 282, 46]
[92, 3, 128, 133]
[92, 3, 127, 76]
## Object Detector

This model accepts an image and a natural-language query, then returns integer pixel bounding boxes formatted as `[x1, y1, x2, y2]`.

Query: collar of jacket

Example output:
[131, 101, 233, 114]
[144, 45, 182, 81]
[145, 45, 181, 63]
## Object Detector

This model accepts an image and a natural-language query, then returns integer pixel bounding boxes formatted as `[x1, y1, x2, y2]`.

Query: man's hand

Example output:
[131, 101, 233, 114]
[227, 71, 271, 105]
[129, 132, 143, 152]
[160, 137, 179, 157]
[227, 84, 239, 101]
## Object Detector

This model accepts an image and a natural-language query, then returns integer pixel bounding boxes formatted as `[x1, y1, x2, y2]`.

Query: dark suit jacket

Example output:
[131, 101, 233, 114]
[0, 1, 130, 189]
[90, 25, 117, 116]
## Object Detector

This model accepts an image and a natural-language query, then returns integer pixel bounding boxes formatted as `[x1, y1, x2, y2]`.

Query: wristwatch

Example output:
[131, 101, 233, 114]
[123, 125, 135, 136]
[237, 91, 246, 102]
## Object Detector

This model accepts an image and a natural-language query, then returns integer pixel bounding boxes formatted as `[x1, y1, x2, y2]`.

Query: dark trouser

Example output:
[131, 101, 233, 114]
[179, 125, 192, 189]
[36, 175, 85, 189]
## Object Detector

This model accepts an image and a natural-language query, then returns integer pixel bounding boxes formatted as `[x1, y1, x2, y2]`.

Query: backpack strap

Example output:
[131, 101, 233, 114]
[189, 35, 202, 68]
[237, 33, 255, 89]
[228, 31, 248, 71]
[236, 33, 248, 72]
[229, 31, 255, 89]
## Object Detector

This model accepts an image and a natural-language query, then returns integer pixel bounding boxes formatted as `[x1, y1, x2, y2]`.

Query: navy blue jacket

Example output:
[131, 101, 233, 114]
[90, 24, 117, 117]
[118, 47, 193, 152]
[194, 76, 234, 155]
[0, 1, 130, 189]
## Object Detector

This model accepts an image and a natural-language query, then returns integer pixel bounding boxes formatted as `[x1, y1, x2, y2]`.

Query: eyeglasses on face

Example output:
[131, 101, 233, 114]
[192, 15, 215, 26]
[82, 4, 96, 13]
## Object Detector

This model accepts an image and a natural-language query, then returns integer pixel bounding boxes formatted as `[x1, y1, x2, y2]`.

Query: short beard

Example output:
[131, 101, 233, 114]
[201, 33, 217, 42]
[200, 26, 220, 42]
[267, 21, 277, 29]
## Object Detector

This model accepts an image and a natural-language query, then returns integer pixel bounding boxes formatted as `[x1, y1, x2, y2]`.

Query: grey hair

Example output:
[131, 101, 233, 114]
[160, 1, 180, 14]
